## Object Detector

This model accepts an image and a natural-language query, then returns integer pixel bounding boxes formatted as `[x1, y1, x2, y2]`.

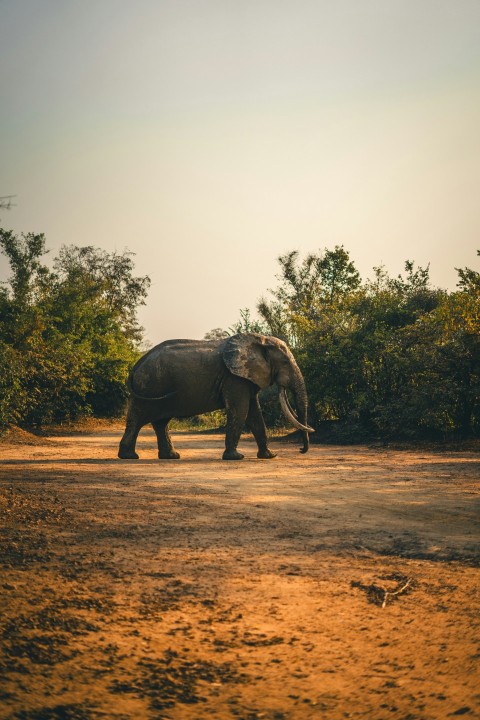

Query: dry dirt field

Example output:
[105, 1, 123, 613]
[0, 425, 479, 720]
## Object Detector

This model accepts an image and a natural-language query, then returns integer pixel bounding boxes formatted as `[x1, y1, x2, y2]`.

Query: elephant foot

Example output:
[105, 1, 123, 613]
[158, 451, 180, 460]
[118, 449, 139, 460]
[257, 448, 277, 459]
[222, 449, 245, 461]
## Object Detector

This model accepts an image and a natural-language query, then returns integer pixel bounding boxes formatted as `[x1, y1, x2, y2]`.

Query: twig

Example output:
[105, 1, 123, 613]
[381, 578, 413, 608]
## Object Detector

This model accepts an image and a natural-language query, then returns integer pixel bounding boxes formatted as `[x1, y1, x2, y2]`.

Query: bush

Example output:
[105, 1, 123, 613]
[252, 247, 479, 440]
[0, 229, 149, 429]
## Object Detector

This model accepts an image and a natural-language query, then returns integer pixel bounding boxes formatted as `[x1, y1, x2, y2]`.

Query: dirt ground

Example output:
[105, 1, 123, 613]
[0, 426, 479, 720]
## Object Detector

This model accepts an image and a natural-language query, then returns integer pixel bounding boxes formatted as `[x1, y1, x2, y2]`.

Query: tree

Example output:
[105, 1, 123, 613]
[0, 228, 150, 427]
[240, 247, 479, 440]
[204, 328, 229, 341]
[230, 308, 266, 335]
[257, 246, 361, 345]
[54, 245, 150, 342]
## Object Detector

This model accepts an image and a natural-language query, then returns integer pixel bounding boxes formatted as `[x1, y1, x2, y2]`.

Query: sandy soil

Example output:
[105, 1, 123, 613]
[0, 426, 479, 720]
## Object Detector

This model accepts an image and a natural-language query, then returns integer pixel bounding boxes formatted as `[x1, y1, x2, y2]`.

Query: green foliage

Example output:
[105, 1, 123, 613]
[2, 222, 478, 443]
[229, 308, 266, 335]
[252, 246, 479, 440]
[258, 245, 361, 346]
[0, 228, 150, 428]
[203, 328, 229, 341]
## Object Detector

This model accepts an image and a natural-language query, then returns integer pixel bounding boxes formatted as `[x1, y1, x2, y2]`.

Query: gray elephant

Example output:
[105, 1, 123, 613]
[118, 332, 314, 461]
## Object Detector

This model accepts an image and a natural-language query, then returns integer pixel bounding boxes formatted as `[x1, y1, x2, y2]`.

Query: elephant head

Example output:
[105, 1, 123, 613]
[222, 333, 314, 453]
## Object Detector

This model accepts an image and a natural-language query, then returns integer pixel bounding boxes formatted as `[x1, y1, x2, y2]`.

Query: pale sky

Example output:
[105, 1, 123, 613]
[1, 0, 479, 342]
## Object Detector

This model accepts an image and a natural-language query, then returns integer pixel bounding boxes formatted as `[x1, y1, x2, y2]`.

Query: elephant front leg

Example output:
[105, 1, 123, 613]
[152, 419, 180, 459]
[247, 395, 276, 459]
[222, 392, 249, 460]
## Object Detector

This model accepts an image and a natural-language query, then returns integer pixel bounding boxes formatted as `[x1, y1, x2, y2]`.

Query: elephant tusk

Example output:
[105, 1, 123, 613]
[284, 391, 298, 420]
[279, 388, 315, 433]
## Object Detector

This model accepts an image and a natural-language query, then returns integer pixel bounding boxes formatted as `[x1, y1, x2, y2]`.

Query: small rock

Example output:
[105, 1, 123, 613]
[450, 709, 472, 717]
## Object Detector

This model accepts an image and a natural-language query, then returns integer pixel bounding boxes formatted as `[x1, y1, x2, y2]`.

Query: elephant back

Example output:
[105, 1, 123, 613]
[130, 338, 222, 396]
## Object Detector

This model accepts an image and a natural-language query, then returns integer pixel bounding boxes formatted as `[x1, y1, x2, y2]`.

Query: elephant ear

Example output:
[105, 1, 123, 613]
[222, 333, 272, 390]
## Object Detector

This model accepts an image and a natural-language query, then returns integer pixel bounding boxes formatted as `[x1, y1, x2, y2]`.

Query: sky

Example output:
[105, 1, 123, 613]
[1, 0, 479, 342]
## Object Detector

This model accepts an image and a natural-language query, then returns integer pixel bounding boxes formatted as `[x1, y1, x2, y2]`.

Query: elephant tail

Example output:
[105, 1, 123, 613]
[127, 374, 177, 402]
[130, 389, 178, 402]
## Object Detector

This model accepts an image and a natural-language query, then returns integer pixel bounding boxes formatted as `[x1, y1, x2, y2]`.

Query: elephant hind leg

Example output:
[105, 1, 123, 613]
[118, 405, 144, 459]
[152, 419, 180, 459]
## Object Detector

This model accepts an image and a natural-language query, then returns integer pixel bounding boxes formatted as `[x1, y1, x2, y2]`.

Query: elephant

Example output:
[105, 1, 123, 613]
[118, 332, 314, 461]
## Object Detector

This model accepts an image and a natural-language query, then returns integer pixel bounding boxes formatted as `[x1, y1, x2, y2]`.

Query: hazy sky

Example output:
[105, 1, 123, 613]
[1, 0, 479, 342]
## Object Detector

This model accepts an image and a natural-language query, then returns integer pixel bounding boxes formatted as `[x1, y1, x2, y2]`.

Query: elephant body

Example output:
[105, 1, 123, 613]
[118, 333, 312, 461]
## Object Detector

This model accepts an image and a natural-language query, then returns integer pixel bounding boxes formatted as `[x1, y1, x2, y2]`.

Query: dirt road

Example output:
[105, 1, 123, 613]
[0, 427, 479, 720]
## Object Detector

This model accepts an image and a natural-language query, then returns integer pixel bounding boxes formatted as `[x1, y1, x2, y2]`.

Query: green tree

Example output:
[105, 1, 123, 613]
[54, 245, 150, 342]
[241, 247, 479, 440]
[204, 328, 229, 341]
[0, 229, 150, 427]
[258, 246, 361, 345]
[230, 308, 266, 335]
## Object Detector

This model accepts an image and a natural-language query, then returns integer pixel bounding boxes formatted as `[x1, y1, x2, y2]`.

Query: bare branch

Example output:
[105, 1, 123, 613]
[0, 195, 16, 210]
